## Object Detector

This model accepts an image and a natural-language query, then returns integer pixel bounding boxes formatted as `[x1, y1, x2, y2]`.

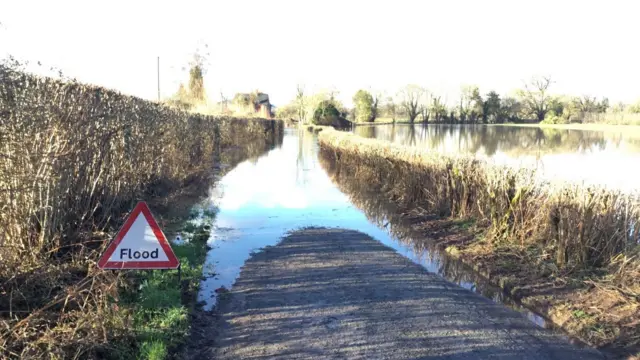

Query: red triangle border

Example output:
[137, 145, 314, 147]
[97, 201, 180, 269]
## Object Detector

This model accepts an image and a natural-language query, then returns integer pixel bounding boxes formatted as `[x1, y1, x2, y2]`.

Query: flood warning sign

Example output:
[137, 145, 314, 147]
[97, 201, 179, 270]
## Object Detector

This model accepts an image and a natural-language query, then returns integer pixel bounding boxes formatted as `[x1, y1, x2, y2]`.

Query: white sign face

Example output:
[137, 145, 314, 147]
[98, 202, 179, 269]
[107, 212, 170, 262]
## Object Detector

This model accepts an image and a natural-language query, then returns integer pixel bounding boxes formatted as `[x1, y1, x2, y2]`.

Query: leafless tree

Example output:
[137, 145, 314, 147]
[295, 84, 306, 123]
[383, 96, 397, 121]
[519, 76, 553, 121]
[418, 90, 432, 123]
[219, 91, 229, 113]
[398, 85, 425, 123]
[370, 90, 382, 121]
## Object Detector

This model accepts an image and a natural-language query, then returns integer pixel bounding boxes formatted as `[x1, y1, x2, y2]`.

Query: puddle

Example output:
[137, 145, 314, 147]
[197, 128, 551, 332]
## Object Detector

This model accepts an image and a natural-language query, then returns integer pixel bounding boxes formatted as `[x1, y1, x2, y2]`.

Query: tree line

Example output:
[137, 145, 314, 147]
[165, 57, 640, 126]
[278, 76, 640, 126]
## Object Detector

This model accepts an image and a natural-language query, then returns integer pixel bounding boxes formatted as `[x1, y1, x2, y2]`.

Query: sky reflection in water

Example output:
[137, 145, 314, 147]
[197, 129, 547, 329]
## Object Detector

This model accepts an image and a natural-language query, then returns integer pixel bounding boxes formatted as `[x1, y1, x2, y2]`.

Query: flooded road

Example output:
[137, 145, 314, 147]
[211, 228, 602, 360]
[196, 128, 558, 333]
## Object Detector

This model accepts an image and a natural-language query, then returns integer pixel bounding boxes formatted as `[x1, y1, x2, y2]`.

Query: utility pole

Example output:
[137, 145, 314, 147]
[157, 56, 160, 101]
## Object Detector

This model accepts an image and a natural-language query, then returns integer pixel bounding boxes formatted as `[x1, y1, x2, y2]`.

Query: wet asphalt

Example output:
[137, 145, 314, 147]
[209, 228, 604, 360]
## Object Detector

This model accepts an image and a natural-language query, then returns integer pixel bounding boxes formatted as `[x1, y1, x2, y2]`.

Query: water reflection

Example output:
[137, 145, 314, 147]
[354, 124, 640, 190]
[197, 129, 558, 336]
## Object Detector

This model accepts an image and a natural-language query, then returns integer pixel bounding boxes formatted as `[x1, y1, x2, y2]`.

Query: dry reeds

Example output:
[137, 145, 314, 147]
[0, 65, 283, 358]
[319, 152, 511, 305]
[318, 129, 640, 273]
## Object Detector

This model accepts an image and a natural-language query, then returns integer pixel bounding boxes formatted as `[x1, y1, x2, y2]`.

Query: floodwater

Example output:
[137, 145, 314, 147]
[196, 128, 554, 332]
[354, 124, 640, 191]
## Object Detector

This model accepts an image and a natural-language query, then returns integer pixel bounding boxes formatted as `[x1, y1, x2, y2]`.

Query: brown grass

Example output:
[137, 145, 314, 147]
[581, 112, 640, 126]
[318, 128, 640, 354]
[319, 129, 640, 271]
[319, 152, 497, 293]
[0, 65, 283, 358]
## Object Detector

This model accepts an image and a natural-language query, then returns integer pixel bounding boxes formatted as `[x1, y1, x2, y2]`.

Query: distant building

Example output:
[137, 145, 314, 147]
[230, 92, 274, 118]
[255, 93, 273, 118]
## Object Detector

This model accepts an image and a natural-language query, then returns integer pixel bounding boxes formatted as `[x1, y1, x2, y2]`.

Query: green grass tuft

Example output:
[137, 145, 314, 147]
[138, 340, 168, 360]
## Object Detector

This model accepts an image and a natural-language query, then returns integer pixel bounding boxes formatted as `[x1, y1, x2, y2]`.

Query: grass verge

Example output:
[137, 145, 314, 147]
[111, 208, 215, 360]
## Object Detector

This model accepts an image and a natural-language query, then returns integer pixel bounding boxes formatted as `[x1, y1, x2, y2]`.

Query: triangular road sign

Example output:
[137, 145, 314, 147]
[98, 201, 180, 270]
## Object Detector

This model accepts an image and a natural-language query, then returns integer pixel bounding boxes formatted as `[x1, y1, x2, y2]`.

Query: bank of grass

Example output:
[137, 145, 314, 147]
[317, 128, 640, 356]
[581, 112, 640, 126]
[112, 208, 215, 360]
[496, 122, 640, 135]
[352, 117, 414, 125]
[0, 64, 283, 358]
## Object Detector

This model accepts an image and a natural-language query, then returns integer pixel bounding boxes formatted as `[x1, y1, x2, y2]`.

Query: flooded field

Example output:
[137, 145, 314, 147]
[354, 124, 640, 191]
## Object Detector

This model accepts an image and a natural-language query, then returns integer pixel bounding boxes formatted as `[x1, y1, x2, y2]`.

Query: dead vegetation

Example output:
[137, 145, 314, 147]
[0, 64, 283, 359]
[318, 128, 640, 357]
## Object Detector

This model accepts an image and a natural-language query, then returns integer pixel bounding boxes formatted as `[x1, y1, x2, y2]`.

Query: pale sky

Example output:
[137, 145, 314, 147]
[2, 0, 638, 107]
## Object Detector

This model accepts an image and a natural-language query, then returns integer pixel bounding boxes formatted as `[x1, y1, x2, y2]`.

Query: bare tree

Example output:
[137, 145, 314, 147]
[327, 87, 339, 103]
[430, 95, 447, 123]
[458, 85, 483, 123]
[420, 91, 433, 123]
[519, 76, 553, 121]
[372, 94, 380, 121]
[383, 96, 397, 121]
[370, 90, 382, 122]
[219, 91, 229, 113]
[295, 84, 306, 123]
[398, 85, 425, 123]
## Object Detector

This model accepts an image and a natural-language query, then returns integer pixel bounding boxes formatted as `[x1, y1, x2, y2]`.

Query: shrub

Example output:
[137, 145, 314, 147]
[541, 110, 569, 124]
[312, 100, 342, 125]
[353, 89, 374, 122]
